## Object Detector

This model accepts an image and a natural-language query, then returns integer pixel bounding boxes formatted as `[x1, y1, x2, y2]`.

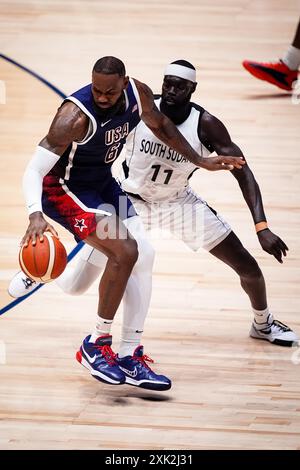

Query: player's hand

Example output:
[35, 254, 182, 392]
[21, 211, 59, 247]
[199, 155, 245, 171]
[257, 229, 288, 263]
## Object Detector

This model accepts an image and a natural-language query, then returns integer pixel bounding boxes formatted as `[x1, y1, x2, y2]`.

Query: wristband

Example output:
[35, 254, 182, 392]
[255, 221, 268, 233]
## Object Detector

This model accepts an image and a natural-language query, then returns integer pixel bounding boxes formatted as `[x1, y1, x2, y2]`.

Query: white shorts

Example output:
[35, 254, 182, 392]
[128, 187, 231, 252]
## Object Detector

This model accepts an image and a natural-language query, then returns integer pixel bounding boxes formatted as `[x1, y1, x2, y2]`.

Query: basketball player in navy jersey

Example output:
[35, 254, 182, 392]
[10, 57, 245, 390]
[18, 59, 297, 350]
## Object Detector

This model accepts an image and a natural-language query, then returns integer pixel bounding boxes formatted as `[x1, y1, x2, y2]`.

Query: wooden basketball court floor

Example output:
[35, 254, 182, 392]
[0, 0, 300, 450]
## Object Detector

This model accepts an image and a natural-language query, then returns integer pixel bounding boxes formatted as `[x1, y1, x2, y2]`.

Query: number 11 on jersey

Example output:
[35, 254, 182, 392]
[151, 164, 173, 184]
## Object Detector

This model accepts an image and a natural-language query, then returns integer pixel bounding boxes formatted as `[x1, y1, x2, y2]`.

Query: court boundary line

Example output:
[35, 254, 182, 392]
[0, 53, 83, 316]
[0, 53, 66, 98]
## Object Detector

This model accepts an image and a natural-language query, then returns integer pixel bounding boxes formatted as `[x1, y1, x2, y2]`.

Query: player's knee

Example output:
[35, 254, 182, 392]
[239, 256, 263, 281]
[115, 238, 139, 268]
[126, 238, 139, 266]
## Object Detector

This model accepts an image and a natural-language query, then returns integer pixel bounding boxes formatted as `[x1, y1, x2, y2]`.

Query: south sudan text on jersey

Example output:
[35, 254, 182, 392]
[140, 139, 188, 163]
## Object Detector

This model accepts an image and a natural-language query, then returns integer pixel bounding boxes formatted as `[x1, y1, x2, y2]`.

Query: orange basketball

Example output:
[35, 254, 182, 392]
[19, 233, 67, 283]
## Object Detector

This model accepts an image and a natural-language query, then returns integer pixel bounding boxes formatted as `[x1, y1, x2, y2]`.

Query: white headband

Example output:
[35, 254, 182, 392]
[164, 63, 196, 83]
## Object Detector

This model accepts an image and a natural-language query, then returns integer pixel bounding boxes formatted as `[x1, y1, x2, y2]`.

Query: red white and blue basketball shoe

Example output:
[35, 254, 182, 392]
[117, 345, 172, 391]
[76, 335, 126, 385]
[242, 59, 298, 91]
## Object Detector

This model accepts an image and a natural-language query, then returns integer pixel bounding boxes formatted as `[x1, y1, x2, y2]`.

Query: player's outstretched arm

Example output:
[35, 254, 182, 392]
[133, 79, 245, 171]
[22, 102, 89, 247]
[200, 112, 288, 263]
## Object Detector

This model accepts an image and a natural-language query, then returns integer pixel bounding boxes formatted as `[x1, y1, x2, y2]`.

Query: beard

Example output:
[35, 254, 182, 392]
[92, 93, 126, 120]
[160, 93, 193, 125]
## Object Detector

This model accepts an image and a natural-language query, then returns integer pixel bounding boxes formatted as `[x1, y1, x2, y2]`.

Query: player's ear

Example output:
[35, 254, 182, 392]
[123, 76, 130, 88]
[192, 82, 197, 93]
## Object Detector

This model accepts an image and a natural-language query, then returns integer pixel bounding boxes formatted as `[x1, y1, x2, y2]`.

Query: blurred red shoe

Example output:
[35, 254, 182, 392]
[242, 59, 298, 91]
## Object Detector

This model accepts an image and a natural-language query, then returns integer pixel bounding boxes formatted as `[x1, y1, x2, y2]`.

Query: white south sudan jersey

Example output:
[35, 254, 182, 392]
[120, 97, 211, 202]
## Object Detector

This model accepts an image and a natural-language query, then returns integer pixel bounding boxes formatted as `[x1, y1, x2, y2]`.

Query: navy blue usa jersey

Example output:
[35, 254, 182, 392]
[50, 78, 141, 191]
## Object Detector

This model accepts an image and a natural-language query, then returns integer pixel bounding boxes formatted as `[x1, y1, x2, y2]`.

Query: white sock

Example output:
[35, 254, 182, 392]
[119, 325, 143, 358]
[252, 307, 271, 325]
[282, 45, 300, 71]
[90, 316, 113, 343]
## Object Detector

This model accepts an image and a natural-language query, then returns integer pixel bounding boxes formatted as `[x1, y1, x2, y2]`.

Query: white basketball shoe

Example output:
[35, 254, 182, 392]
[8, 271, 40, 298]
[250, 314, 299, 347]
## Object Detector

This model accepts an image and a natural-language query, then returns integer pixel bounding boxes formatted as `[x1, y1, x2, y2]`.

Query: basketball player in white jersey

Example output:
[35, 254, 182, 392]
[10, 59, 297, 363]
[120, 60, 298, 346]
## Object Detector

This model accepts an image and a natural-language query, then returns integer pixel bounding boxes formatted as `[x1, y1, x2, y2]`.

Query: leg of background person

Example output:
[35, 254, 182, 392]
[282, 19, 300, 70]
[242, 18, 300, 91]
[292, 19, 300, 47]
